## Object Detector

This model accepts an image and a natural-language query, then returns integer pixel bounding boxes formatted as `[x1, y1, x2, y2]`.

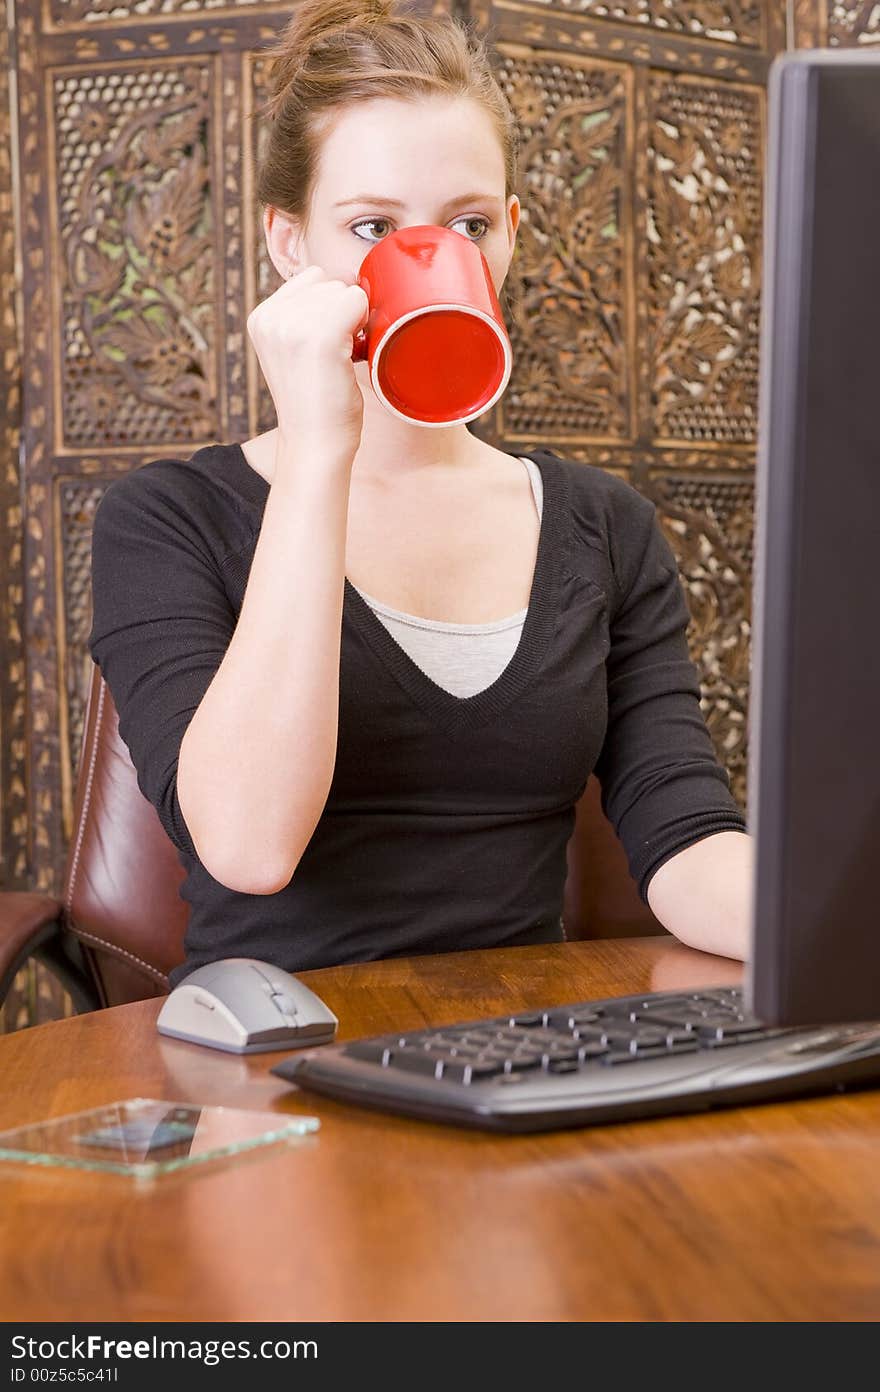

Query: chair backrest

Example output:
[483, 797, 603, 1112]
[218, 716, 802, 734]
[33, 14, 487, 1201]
[63, 665, 663, 1008]
[63, 668, 189, 1007]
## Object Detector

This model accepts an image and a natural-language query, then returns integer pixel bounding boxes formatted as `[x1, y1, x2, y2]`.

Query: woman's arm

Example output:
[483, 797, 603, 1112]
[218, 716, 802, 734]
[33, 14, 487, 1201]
[586, 474, 749, 942]
[178, 270, 368, 894]
[177, 435, 353, 894]
[646, 829, 753, 961]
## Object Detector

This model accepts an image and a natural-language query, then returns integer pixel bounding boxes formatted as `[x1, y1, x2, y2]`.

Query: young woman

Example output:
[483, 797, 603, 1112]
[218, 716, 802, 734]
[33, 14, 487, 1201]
[88, 0, 752, 990]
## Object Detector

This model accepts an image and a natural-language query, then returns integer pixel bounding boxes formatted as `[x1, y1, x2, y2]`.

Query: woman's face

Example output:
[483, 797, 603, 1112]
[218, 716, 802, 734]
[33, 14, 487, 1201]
[266, 94, 520, 297]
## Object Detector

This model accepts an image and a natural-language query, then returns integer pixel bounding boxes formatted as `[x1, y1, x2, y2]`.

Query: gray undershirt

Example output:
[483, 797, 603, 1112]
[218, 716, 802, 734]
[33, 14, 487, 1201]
[351, 456, 543, 698]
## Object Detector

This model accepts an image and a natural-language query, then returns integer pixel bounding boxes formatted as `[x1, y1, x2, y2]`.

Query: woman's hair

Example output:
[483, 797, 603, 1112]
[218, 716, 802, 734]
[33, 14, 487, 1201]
[254, 0, 519, 223]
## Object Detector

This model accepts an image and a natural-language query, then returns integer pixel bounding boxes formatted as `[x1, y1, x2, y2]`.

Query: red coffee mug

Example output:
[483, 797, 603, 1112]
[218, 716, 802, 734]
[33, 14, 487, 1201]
[351, 224, 513, 427]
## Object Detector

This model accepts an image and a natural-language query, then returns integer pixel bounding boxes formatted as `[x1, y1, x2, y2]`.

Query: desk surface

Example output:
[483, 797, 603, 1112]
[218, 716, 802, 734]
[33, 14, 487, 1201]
[2, 936, 879, 1322]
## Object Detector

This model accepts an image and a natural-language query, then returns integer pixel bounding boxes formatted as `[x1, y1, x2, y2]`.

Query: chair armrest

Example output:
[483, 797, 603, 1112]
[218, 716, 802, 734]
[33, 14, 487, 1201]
[0, 892, 101, 1017]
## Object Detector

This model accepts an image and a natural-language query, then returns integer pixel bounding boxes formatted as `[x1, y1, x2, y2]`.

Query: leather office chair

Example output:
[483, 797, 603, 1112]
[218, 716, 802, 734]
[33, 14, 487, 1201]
[0, 664, 665, 1020]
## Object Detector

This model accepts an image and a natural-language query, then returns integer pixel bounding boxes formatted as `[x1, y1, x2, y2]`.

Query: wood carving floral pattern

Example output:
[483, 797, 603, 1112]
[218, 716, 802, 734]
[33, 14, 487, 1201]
[495, 54, 630, 438]
[653, 477, 753, 808]
[0, 25, 25, 886]
[50, 0, 266, 25]
[252, 55, 285, 435]
[548, 0, 763, 46]
[648, 76, 762, 444]
[61, 481, 106, 810]
[827, 1, 880, 43]
[56, 65, 217, 446]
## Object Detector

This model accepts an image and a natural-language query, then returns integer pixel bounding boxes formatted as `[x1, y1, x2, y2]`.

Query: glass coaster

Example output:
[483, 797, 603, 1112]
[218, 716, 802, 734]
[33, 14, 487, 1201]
[0, 1097, 319, 1179]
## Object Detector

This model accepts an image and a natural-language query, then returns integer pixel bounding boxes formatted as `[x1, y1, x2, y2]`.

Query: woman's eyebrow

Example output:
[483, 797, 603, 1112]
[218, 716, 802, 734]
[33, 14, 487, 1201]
[333, 192, 504, 211]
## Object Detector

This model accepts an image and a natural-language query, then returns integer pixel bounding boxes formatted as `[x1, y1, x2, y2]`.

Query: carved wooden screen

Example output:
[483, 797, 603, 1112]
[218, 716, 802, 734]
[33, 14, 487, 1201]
[5, 0, 304, 1030]
[1, 20, 23, 895]
[468, 0, 787, 819]
[2, 0, 865, 1029]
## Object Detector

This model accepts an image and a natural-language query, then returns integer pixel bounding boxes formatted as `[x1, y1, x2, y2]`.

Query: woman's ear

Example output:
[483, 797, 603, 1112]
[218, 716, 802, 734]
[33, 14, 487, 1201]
[501, 193, 521, 278]
[263, 206, 304, 281]
[506, 194, 520, 258]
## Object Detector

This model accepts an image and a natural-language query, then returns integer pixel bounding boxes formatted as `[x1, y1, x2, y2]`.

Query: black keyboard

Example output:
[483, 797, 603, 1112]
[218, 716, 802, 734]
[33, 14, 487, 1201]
[271, 986, 880, 1132]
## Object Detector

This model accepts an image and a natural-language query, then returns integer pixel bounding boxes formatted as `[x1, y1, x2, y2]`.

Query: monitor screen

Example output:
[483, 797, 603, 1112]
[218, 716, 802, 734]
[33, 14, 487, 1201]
[746, 50, 880, 1026]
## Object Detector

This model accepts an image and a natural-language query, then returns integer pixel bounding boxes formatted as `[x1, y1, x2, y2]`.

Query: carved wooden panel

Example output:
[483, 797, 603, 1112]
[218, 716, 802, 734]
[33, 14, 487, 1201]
[791, 0, 880, 45]
[465, 0, 778, 823]
[58, 480, 106, 815]
[55, 64, 218, 449]
[494, 55, 632, 439]
[7, 2, 290, 1033]
[0, 4, 34, 1033]
[251, 53, 284, 435]
[547, 0, 765, 46]
[790, 0, 824, 44]
[0, 0, 23, 883]
[49, 0, 268, 23]
[647, 74, 762, 447]
[649, 470, 754, 808]
[827, 2, 880, 44]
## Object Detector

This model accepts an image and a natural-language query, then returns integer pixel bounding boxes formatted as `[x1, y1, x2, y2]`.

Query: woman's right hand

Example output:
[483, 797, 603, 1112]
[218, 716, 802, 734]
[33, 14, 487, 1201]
[246, 265, 370, 467]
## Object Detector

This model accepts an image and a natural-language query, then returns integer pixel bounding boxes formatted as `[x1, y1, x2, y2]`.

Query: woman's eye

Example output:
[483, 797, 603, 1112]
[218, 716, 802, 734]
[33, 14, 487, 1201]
[451, 214, 492, 242]
[351, 217, 393, 243]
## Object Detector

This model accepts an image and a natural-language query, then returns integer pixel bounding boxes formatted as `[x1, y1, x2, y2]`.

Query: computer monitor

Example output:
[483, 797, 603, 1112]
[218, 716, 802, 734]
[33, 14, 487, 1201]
[746, 50, 880, 1027]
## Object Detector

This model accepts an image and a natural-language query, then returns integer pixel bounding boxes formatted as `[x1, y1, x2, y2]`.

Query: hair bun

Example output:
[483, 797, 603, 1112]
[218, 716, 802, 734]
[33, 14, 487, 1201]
[259, 0, 401, 122]
[294, 0, 398, 54]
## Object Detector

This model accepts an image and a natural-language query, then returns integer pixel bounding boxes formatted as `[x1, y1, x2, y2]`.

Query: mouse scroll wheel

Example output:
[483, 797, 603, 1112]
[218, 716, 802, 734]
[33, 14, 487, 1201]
[270, 991, 298, 1018]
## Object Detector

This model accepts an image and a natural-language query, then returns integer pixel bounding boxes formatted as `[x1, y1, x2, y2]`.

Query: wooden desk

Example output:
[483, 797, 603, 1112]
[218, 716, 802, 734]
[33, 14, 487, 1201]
[1, 937, 879, 1322]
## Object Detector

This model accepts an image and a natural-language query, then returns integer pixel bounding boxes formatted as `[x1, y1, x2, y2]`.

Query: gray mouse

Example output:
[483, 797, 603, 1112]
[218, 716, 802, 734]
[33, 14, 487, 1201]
[156, 957, 338, 1054]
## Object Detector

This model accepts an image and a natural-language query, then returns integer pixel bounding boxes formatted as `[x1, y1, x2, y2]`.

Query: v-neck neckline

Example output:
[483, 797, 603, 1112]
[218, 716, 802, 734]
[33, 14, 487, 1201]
[226, 443, 568, 735]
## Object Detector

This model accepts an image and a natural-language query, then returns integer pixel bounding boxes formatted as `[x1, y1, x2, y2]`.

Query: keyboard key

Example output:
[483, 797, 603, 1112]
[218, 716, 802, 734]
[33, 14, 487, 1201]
[632, 996, 695, 1014]
[394, 1049, 444, 1077]
[542, 1046, 581, 1064]
[608, 1029, 671, 1053]
[441, 1059, 505, 1084]
[545, 1008, 602, 1030]
[699, 1024, 787, 1046]
[346, 1040, 393, 1066]
[696, 1019, 769, 1042]
[602, 1045, 671, 1066]
[571, 1026, 610, 1045]
[663, 1027, 698, 1047]
[631, 1012, 703, 1030]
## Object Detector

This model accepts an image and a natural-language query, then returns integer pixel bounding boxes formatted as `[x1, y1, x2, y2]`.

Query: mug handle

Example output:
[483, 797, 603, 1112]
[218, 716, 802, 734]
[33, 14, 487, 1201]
[352, 329, 369, 363]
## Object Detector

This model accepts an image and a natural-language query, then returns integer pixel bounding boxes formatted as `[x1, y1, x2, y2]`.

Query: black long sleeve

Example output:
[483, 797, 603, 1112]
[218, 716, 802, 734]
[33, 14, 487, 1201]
[89, 460, 240, 861]
[591, 479, 746, 898]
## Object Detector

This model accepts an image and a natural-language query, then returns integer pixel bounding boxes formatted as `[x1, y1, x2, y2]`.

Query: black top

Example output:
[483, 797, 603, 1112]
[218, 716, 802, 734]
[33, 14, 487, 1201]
[87, 443, 747, 988]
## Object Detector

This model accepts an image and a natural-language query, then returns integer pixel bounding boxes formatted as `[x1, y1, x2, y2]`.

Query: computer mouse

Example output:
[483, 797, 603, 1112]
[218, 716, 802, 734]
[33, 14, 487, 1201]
[156, 957, 338, 1054]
